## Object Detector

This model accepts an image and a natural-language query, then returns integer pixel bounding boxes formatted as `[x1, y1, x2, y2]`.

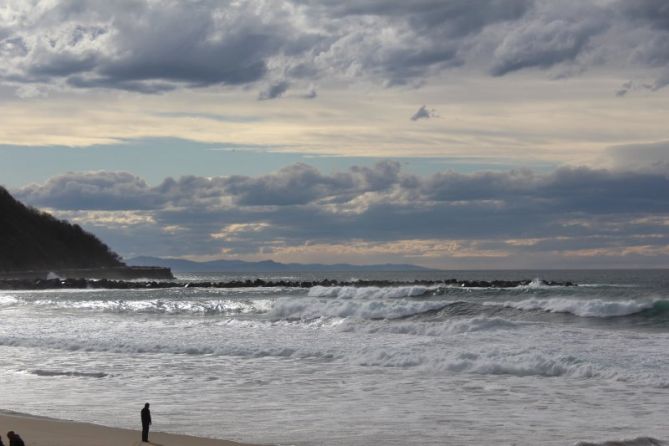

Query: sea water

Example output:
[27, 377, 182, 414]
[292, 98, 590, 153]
[0, 270, 667, 446]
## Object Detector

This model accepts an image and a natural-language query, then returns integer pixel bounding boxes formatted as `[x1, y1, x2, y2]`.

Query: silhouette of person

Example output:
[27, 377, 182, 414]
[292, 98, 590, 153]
[141, 402, 152, 442]
[6, 432, 25, 446]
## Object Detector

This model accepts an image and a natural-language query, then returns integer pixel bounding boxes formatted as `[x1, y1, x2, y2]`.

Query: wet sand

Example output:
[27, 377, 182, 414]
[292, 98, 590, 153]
[0, 411, 263, 446]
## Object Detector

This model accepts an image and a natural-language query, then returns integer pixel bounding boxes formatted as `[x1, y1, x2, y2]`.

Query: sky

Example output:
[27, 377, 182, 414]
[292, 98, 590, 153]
[1, 0, 669, 269]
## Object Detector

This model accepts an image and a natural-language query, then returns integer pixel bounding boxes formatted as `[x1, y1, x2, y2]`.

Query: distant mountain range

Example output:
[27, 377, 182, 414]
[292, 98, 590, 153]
[127, 256, 437, 273]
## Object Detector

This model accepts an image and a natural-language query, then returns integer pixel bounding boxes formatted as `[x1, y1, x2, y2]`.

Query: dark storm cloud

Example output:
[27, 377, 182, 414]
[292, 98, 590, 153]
[17, 171, 158, 210]
[612, 0, 669, 89]
[616, 0, 669, 31]
[1, 1, 298, 92]
[296, 0, 532, 85]
[4, 0, 669, 93]
[13, 161, 669, 260]
[489, 3, 608, 76]
[14, 161, 403, 209]
[17, 162, 669, 216]
[300, 0, 531, 36]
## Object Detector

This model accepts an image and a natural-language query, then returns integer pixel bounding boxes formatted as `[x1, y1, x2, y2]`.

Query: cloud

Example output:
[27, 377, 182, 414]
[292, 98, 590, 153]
[489, 2, 608, 76]
[13, 161, 669, 266]
[303, 85, 317, 99]
[258, 80, 290, 100]
[615, 80, 633, 97]
[617, 0, 669, 31]
[410, 105, 437, 121]
[0, 1, 298, 93]
[17, 171, 157, 210]
[3, 1, 669, 93]
[605, 141, 669, 172]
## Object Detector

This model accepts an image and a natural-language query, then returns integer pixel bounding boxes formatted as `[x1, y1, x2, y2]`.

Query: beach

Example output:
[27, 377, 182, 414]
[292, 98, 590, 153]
[0, 411, 259, 446]
[1, 270, 668, 445]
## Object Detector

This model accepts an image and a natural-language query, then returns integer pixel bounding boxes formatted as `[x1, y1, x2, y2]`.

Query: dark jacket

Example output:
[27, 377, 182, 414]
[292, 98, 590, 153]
[141, 406, 152, 426]
[8, 434, 25, 446]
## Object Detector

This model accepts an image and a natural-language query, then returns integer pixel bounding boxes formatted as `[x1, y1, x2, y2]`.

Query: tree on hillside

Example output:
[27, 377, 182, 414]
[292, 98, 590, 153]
[0, 186, 125, 272]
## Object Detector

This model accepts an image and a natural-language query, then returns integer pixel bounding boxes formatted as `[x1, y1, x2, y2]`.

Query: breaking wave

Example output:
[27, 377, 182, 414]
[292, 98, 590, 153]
[341, 317, 525, 336]
[0, 336, 603, 378]
[351, 347, 617, 379]
[0, 295, 18, 306]
[307, 285, 433, 299]
[267, 297, 451, 321]
[21, 298, 275, 316]
[491, 298, 668, 318]
[575, 438, 665, 446]
[0, 335, 336, 362]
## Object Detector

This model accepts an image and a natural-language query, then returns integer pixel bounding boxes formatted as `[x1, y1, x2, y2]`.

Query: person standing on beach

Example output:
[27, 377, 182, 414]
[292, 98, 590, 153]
[141, 402, 152, 442]
[6, 432, 24, 446]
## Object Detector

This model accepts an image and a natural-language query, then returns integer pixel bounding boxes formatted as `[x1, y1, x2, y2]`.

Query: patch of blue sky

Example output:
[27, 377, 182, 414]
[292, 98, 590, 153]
[0, 137, 558, 188]
[152, 112, 264, 123]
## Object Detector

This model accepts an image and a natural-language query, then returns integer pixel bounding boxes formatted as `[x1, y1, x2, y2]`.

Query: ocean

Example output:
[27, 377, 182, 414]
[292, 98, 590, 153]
[0, 270, 667, 446]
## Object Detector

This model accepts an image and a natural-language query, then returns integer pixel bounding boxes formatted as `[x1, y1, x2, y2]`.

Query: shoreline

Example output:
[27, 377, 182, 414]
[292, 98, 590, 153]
[0, 410, 264, 446]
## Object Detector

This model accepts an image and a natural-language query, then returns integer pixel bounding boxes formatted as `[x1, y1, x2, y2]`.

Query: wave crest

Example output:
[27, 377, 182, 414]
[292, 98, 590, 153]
[308, 285, 432, 299]
[26, 298, 274, 315]
[575, 437, 665, 446]
[492, 298, 664, 318]
[267, 297, 450, 321]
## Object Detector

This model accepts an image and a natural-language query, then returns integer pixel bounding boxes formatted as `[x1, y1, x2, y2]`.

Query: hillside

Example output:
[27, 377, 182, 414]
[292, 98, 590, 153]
[0, 186, 124, 272]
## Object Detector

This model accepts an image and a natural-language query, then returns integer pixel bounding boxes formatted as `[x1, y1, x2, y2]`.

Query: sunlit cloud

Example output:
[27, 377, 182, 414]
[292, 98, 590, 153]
[48, 210, 157, 228]
[211, 222, 272, 241]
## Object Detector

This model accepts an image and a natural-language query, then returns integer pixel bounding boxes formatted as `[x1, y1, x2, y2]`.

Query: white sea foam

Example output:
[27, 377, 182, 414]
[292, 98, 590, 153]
[353, 346, 604, 378]
[490, 297, 656, 317]
[0, 334, 336, 362]
[307, 285, 432, 299]
[342, 317, 523, 336]
[0, 295, 19, 306]
[455, 353, 600, 378]
[24, 298, 274, 315]
[525, 277, 549, 288]
[23, 295, 449, 320]
[267, 296, 448, 321]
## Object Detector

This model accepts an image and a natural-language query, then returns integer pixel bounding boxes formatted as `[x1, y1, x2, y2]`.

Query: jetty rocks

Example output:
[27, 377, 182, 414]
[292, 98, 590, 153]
[0, 277, 576, 290]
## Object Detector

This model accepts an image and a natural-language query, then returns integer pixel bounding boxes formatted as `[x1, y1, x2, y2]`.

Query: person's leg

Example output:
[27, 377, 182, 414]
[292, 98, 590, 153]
[142, 424, 149, 442]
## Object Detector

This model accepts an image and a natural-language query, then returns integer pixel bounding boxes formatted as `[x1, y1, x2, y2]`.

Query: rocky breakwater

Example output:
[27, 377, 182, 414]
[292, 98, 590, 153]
[0, 277, 576, 290]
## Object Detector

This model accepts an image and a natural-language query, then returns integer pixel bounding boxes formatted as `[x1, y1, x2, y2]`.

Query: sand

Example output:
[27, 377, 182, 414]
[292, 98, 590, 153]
[0, 411, 263, 446]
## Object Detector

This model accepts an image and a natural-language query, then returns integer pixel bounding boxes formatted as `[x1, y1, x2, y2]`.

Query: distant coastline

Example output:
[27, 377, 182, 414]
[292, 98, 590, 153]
[127, 255, 438, 273]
